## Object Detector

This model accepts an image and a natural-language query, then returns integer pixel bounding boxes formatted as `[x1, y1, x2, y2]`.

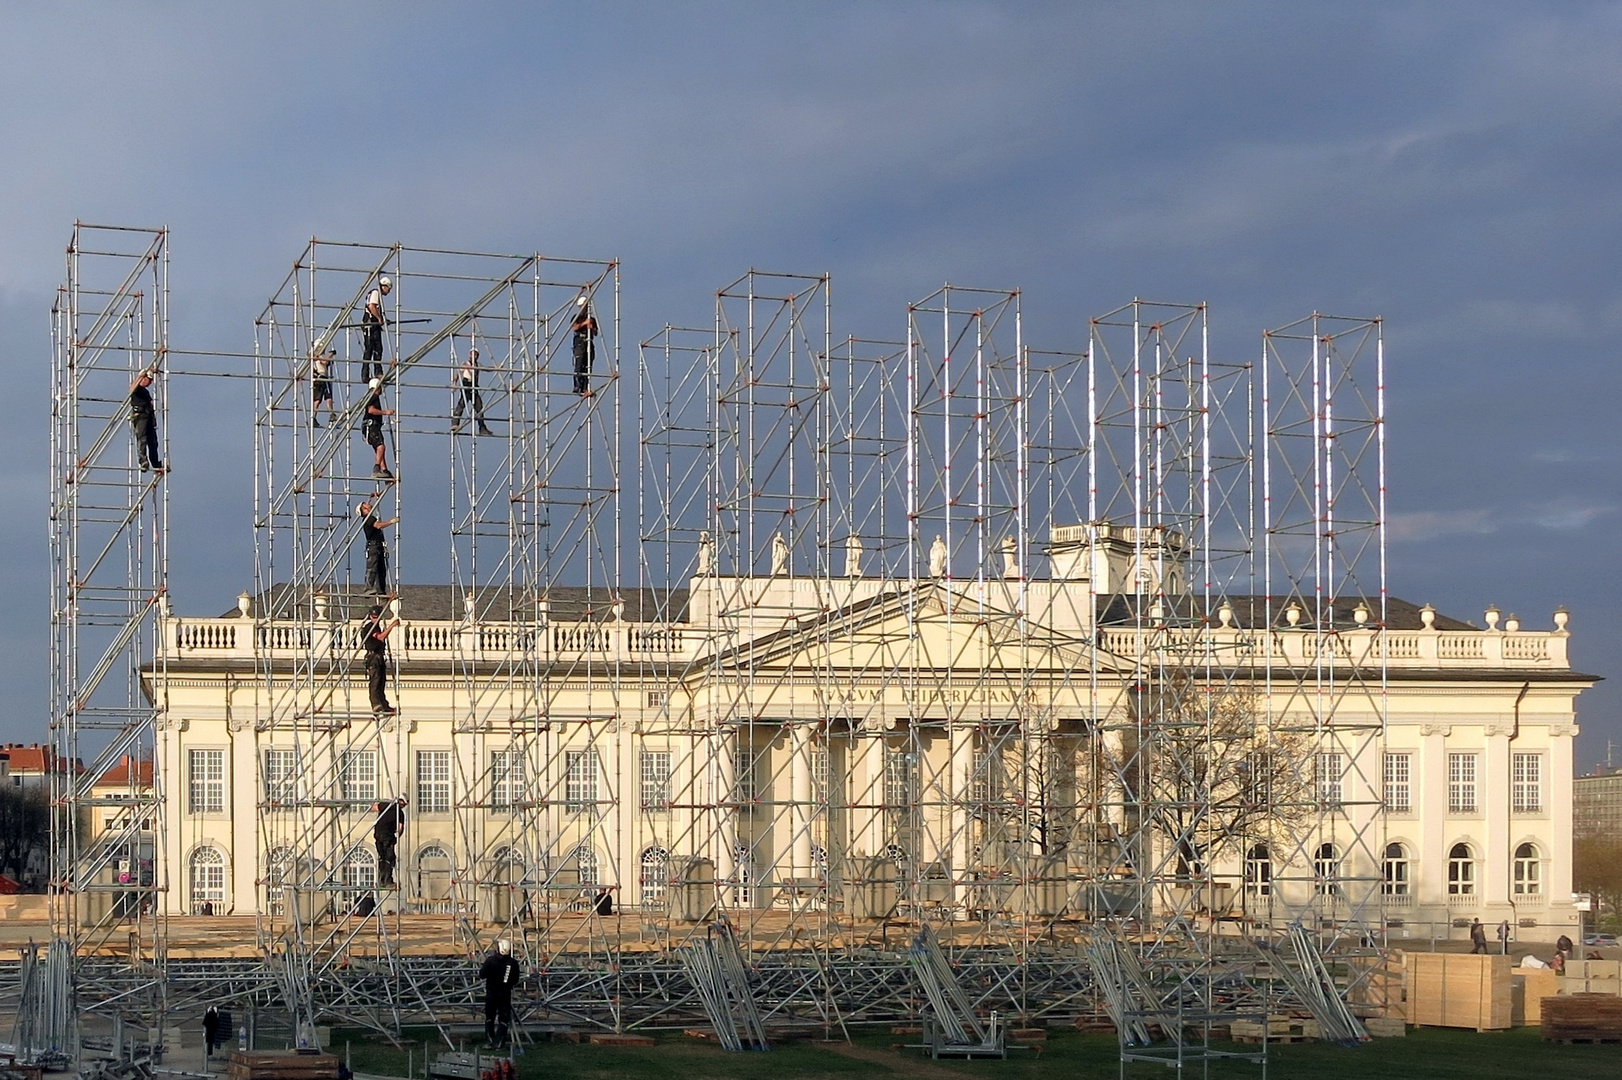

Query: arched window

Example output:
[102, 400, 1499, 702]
[341, 845, 377, 914]
[1383, 842, 1410, 896]
[264, 846, 295, 916]
[1513, 842, 1541, 896]
[639, 846, 669, 907]
[417, 843, 453, 901]
[1244, 844, 1271, 897]
[574, 845, 599, 887]
[735, 842, 757, 907]
[190, 846, 226, 915]
[1448, 842, 1475, 895]
[1314, 843, 1340, 896]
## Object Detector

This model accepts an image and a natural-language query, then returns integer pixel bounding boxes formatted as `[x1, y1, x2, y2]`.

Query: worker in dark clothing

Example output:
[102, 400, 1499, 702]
[452, 348, 493, 435]
[362, 379, 395, 479]
[480, 939, 522, 1048]
[129, 370, 164, 473]
[361, 604, 400, 717]
[373, 796, 406, 888]
[362, 276, 392, 383]
[203, 1006, 221, 1058]
[311, 342, 337, 427]
[358, 501, 396, 597]
[571, 295, 598, 395]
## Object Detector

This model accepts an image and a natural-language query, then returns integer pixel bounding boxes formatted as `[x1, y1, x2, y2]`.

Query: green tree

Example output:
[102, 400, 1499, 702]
[0, 785, 50, 888]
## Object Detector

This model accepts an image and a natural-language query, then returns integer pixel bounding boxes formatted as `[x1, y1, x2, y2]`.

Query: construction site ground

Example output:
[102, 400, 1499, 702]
[328, 1024, 1620, 1080]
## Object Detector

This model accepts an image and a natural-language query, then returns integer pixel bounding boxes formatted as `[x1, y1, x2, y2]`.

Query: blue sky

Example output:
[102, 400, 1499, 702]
[2, 3, 1619, 765]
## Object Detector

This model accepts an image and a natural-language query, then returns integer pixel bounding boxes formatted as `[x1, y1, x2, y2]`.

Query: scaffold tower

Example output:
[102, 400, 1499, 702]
[44, 223, 172, 1053]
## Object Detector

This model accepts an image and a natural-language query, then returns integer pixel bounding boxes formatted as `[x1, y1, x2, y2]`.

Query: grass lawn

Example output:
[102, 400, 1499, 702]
[335, 1024, 1620, 1080]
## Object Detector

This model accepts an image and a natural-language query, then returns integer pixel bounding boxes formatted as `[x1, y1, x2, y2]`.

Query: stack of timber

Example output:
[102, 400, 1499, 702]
[1561, 959, 1622, 995]
[1541, 994, 1622, 1044]
[1403, 953, 1511, 1032]
[227, 1051, 339, 1080]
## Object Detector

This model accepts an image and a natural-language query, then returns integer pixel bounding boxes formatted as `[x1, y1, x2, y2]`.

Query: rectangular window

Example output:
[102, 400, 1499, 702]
[491, 749, 525, 810]
[1315, 752, 1343, 808]
[566, 749, 599, 812]
[417, 750, 452, 814]
[810, 745, 830, 804]
[188, 749, 225, 814]
[1448, 752, 1478, 814]
[1512, 752, 1543, 813]
[1383, 752, 1412, 813]
[734, 739, 757, 804]
[885, 748, 916, 808]
[1245, 750, 1274, 810]
[339, 749, 377, 805]
[263, 748, 299, 803]
[640, 750, 672, 812]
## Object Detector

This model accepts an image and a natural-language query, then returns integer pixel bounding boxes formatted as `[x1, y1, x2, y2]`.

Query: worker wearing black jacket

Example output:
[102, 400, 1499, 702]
[480, 939, 522, 1047]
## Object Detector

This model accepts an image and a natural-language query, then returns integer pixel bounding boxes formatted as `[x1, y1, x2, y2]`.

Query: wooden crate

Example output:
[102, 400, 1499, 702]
[1541, 993, 1622, 1043]
[1403, 953, 1511, 1031]
[1363, 1017, 1406, 1038]
[1517, 968, 1561, 1024]
[226, 1051, 339, 1080]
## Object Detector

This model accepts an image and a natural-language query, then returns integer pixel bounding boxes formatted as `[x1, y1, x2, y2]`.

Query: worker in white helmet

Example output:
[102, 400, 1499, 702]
[363, 377, 395, 479]
[480, 939, 522, 1047]
[571, 292, 598, 395]
[363, 275, 392, 382]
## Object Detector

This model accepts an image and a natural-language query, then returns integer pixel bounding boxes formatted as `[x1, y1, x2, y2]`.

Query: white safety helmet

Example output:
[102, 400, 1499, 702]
[575, 295, 587, 307]
[378, 276, 392, 289]
[368, 378, 382, 391]
[497, 939, 511, 955]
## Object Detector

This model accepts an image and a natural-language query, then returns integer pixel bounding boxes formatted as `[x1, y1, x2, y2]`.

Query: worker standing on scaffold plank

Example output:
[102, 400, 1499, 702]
[358, 501, 396, 597]
[311, 341, 337, 427]
[452, 347, 494, 436]
[363, 378, 395, 479]
[361, 603, 399, 718]
[373, 796, 406, 888]
[362, 275, 391, 383]
[571, 293, 598, 395]
[129, 369, 165, 474]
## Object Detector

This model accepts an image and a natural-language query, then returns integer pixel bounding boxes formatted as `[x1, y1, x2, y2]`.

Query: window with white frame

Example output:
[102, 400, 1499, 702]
[264, 748, 299, 803]
[639, 750, 672, 812]
[1244, 843, 1271, 897]
[640, 846, 669, 906]
[417, 750, 452, 814]
[733, 738, 757, 804]
[1314, 842, 1341, 895]
[1514, 842, 1541, 895]
[1383, 842, 1410, 895]
[189, 846, 225, 913]
[264, 846, 294, 916]
[885, 747, 917, 808]
[1383, 752, 1412, 813]
[1512, 753, 1543, 813]
[1244, 750, 1275, 810]
[566, 749, 599, 812]
[188, 749, 225, 814]
[810, 744, 830, 803]
[339, 749, 377, 805]
[1447, 841, 1475, 894]
[491, 749, 525, 809]
[1315, 752, 1344, 808]
[1448, 753, 1478, 813]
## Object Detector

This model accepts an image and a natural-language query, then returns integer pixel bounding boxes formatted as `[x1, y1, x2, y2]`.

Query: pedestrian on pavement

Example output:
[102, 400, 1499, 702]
[1497, 919, 1512, 955]
[1470, 918, 1488, 954]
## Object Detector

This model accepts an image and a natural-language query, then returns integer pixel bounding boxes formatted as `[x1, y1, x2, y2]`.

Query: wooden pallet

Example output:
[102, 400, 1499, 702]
[1542, 993, 1622, 1044]
[226, 1051, 338, 1080]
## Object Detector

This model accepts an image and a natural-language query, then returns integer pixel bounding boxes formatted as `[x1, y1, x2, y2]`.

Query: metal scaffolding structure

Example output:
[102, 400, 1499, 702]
[244, 240, 621, 1038]
[44, 224, 172, 1052]
[35, 228, 1389, 1066]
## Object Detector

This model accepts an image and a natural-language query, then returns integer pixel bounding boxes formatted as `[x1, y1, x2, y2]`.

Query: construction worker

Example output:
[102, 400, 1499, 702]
[480, 939, 522, 1048]
[452, 348, 493, 435]
[311, 342, 337, 427]
[358, 501, 396, 597]
[571, 294, 598, 395]
[129, 370, 164, 474]
[362, 276, 391, 383]
[372, 796, 406, 888]
[363, 379, 395, 479]
[361, 604, 399, 717]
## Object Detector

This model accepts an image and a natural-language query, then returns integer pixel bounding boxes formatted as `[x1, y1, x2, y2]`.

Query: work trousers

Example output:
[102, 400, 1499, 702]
[375, 835, 397, 886]
[363, 322, 384, 382]
[484, 991, 513, 1045]
[573, 336, 593, 393]
[365, 652, 390, 712]
[133, 413, 162, 470]
[366, 544, 388, 595]
[452, 385, 486, 427]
